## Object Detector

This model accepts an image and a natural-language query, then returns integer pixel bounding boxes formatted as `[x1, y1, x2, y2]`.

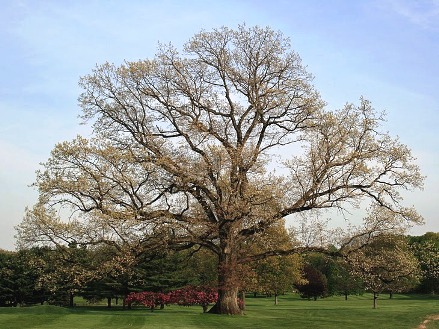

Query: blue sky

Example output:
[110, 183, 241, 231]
[1, 0, 438, 250]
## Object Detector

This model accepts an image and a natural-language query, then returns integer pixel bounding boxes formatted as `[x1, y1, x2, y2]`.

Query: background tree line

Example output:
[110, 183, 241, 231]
[1, 232, 437, 308]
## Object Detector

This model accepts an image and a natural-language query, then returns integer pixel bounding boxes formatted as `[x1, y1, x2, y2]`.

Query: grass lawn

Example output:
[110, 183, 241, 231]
[0, 293, 437, 329]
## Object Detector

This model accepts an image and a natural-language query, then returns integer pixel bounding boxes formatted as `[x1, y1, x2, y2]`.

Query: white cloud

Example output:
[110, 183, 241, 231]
[384, 0, 439, 30]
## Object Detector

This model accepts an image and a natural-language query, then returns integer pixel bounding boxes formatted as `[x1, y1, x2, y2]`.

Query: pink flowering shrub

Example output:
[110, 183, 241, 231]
[126, 286, 218, 312]
[168, 286, 218, 312]
[126, 291, 169, 310]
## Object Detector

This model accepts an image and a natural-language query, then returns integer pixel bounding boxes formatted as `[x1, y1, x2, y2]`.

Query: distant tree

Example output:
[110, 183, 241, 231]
[295, 264, 328, 300]
[81, 246, 206, 308]
[79, 245, 127, 307]
[409, 232, 439, 294]
[347, 234, 420, 308]
[95, 248, 154, 309]
[255, 254, 304, 305]
[17, 204, 169, 308]
[305, 252, 363, 300]
[0, 250, 25, 306]
[175, 249, 218, 288]
[139, 249, 198, 292]
[327, 259, 363, 299]
[250, 223, 304, 304]
[0, 249, 51, 307]
[37, 244, 94, 307]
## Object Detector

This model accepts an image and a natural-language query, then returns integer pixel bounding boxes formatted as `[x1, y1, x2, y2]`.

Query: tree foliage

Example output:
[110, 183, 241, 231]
[304, 253, 363, 299]
[409, 232, 439, 294]
[17, 25, 424, 314]
[347, 233, 420, 308]
[0, 249, 46, 306]
[254, 254, 304, 304]
[294, 264, 328, 300]
[251, 222, 304, 304]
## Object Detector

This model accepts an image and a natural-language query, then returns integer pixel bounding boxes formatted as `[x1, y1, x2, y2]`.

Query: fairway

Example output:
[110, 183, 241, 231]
[0, 294, 437, 329]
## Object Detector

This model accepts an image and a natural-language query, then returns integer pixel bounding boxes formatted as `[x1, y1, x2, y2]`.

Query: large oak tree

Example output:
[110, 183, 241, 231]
[19, 25, 423, 314]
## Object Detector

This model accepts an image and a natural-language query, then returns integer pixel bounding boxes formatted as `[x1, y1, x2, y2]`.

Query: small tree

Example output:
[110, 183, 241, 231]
[0, 249, 45, 306]
[172, 248, 219, 290]
[409, 232, 439, 294]
[36, 244, 94, 307]
[255, 254, 303, 305]
[327, 259, 363, 300]
[348, 233, 420, 308]
[304, 252, 363, 300]
[295, 264, 328, 300]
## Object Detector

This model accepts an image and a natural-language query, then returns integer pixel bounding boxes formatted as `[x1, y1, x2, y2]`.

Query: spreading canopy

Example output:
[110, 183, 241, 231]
[18, 25, 424, 314]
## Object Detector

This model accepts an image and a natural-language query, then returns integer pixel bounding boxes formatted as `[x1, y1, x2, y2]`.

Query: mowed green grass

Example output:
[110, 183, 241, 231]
[0, 294, 437, 329]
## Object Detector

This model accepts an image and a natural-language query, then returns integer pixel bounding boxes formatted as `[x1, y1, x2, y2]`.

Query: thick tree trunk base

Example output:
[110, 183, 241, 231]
[207, 301, 242, 315]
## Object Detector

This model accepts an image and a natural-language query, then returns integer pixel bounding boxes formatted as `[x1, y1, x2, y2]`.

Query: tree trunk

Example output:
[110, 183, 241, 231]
[274, 293, 279, 305]
[208, 240, 242, 315]
[69, 292, 74, 308]
[373, 292, 378, 309]
[107, 297, 112, 308]
[209, 287, 241, 314]
[123, 296, 132, 310]
[240, 291, 246, 310]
